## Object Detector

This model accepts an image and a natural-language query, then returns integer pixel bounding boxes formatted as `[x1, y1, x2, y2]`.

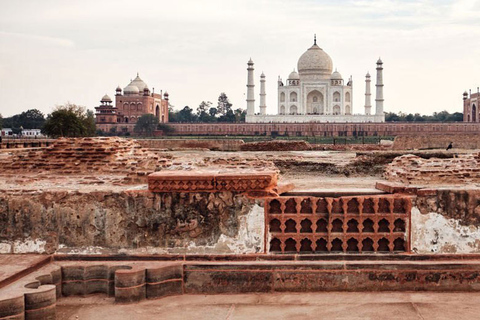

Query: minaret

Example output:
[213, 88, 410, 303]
[246, 58, 255, 116]
[364, 72, 372, 115]
[375, 58, 384, 115]
[259, 72, 266, 115]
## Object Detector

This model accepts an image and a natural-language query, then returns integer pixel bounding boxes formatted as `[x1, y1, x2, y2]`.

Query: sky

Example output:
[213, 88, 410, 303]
[1, 0, 480, 118]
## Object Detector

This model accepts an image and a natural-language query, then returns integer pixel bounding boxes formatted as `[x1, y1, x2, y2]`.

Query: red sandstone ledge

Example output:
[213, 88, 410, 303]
[148, 170, 278, 193]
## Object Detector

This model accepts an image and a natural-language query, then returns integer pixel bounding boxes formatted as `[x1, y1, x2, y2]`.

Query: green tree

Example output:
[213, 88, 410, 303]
[134, 114, 159, 136]
[209, 107, 218, 118]
[177, 106, 198, 122]
[234, 108, 246, 122]
[3, 109, 45, 129]
[197, 101, 214, 122]
[217, 93, 232, 116]
[42, 103, 95, 137]
[0, 113, 3, 129]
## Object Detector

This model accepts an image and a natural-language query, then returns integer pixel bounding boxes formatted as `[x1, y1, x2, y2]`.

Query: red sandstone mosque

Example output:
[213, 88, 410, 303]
[95, 73, 169, 133]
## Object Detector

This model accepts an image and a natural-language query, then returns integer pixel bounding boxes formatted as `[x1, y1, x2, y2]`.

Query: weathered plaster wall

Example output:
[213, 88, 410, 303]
[412, 189, 480, 253]
[0, 191, 263, 254]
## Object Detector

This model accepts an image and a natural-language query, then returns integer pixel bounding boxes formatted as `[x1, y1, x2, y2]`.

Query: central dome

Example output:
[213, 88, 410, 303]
[297, 44, 333, 77]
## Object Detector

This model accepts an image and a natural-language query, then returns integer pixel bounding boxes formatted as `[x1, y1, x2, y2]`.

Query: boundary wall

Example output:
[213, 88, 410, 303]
[165, 122, 480, 137]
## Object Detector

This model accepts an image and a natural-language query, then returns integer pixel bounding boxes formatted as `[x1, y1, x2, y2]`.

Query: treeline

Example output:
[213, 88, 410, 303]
[1, 105, 95, 137]
[169, 93, 246, 123]
[385, 111, 463, 122]
[1, 109, 46, 133]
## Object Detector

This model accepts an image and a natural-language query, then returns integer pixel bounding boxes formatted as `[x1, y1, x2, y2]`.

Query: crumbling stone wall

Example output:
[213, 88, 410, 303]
[0, 190, 263, 254]
[385, 153, 480, 184]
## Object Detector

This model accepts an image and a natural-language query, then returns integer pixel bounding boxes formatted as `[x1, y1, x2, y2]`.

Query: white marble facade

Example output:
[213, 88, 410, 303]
[245, 36, 385, 123]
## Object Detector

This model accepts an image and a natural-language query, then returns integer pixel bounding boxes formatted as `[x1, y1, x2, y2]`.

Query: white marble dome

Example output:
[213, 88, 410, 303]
[330, 70, 343, 80]
[129, 74, 147, 92]
[297, 44, 333, 77]
[288, 69, 300, 80]
[124, 85, 139, 94]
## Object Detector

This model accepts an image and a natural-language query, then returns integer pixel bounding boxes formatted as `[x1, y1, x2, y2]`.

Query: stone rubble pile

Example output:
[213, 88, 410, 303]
[0, 137, 171, 182]
[385, 153, 480, 184]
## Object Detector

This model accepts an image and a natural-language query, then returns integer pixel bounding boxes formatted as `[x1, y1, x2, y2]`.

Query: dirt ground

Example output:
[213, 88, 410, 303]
[56, 291, 480, 320]
[0, 150, 379, 193]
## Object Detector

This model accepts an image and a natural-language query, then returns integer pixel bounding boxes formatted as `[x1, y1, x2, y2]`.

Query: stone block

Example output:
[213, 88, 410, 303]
[24, 285, 56, 311]
[115, 285, 146, 303]
[62, 266, 84, 281]
[146, 265, 183, 283]
[62, 281, 85, 296]
[115, 269, 145, 288]
[85, 280, 109, 295]
[24, 303, 56, 320]
[184, 269, 273, 294]
[146, 279, 183, 299]
[0, 294, 24, 319]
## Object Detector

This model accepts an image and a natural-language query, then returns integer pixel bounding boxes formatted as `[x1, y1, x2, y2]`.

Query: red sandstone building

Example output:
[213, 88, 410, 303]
[95, 73, 169, 133]
[463, 89, 479, 122]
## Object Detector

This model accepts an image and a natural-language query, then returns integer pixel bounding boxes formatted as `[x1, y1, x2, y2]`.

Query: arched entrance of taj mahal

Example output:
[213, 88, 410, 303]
[307, 90, 324, 114]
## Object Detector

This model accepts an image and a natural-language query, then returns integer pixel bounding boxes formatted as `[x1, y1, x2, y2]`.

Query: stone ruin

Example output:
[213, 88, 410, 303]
[3, 137, 480, 319]
[385, 153, 480, 184]
[0, 137, 170, 183]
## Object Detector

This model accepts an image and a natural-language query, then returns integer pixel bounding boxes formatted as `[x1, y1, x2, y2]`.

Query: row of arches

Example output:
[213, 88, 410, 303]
[269, 217, 405, 234]
[270, 237, 406, 253]
[279, 91, 350, 103]
[279, 104, 351, 115]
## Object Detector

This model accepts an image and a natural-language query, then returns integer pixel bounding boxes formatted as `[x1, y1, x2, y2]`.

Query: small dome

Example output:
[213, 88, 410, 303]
[377, 58, 383, 64]
[115, 85, 122, 92]
[297, 43, 333, 77]
[288, 69, 300, 80]
[101, 94, 112, 102]
[330, 70, 343, 80]
[124, 85, 139, 94]
[143, 84, 149, 91]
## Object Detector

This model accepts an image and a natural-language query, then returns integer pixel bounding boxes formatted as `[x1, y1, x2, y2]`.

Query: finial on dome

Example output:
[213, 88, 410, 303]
[314, 34, 317, 45]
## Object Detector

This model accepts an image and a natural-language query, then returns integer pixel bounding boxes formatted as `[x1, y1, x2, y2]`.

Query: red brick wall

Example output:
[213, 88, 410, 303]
[165, 122, 480, 137]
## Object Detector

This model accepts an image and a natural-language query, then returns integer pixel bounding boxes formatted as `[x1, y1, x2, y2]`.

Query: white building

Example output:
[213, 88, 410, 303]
[245, 36, 385, 123]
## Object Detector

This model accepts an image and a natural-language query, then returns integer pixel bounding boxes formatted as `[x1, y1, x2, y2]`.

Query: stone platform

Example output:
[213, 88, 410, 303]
[4, 254, 480, 319]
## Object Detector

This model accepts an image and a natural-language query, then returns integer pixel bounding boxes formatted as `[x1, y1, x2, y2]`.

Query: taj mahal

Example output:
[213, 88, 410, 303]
[245, 36, 385, 123]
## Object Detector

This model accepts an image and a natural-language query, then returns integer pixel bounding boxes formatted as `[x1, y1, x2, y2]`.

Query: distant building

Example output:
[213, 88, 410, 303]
[22, 129, 43, 137]
[1, 128, 13, 137]
[463, 89, 479, 122]
[95, 73, 169, 133]
[245, 35, 385, 123]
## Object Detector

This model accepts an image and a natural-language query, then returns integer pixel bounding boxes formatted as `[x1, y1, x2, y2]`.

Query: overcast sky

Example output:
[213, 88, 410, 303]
[1, 0, 480, 118]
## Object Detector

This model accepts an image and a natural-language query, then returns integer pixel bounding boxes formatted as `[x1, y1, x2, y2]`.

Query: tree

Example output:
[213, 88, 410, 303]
[42, 103, 95, 137]
[217, 93, 232, 116]
[234, 108, 247, 122]
[209, 107, 218, 118]
[134, 114, 159, 136]
[197, 101, 214, 122]
[0, 113, 2, 129]
[177, 106, 198, 122]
